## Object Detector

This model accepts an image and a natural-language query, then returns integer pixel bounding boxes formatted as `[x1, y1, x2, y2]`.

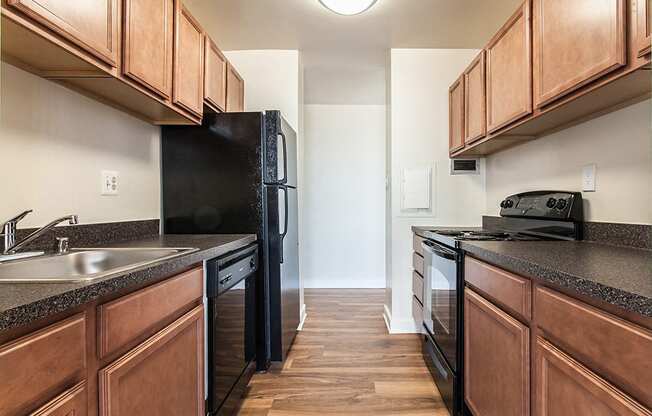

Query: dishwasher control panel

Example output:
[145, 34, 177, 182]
[207, 244, 258, 297]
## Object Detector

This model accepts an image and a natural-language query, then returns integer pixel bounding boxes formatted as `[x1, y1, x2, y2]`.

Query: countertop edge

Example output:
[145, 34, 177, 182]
[0, 234, 257, 333]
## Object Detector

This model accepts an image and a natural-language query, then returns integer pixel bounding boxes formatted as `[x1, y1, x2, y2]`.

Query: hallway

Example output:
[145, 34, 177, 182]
[238, 289, 448, 415]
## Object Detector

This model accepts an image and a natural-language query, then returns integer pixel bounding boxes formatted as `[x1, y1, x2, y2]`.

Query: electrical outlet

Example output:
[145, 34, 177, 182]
[101, 170, 119, 195]
[582, 164, 596, 192]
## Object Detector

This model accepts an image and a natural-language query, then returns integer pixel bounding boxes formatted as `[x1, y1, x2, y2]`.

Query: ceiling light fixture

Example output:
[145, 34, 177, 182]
[319, 0, 378, 16]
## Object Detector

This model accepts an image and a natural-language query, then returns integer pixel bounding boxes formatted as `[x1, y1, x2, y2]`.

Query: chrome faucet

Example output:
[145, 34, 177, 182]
[1, 211, 78, 255]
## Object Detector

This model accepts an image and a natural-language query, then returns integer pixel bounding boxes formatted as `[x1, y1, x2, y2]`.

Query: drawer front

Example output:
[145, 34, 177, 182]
[412, 296, 423, 324]
[98, 267, 203, 358]
[413, 252, 424, 276]
[535, 287, 652, 408]
[412, 271, 424, 303]
[465, 257, 531, 320]
[30, 381, 87, 416]
[535, 338, 650, 416]
[0, 313, 87, 416]
[413, 234, 425, 257]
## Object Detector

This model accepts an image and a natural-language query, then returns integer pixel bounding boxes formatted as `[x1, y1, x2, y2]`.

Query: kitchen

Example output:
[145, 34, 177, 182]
[0, 0, 650, 415]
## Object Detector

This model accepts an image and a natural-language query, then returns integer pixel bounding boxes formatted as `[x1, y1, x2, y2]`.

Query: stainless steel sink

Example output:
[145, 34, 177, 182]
[0, 248, 197, 283]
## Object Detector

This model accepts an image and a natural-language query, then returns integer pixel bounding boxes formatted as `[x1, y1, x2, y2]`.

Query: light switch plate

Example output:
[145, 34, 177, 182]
[582, 164, 596, 192]
[101, 170, 119, 195]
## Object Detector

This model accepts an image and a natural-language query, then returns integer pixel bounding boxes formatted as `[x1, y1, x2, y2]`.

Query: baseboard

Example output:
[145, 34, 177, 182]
[383, 304, 419, 334]
[297, 304, 307, 331]
[303, 279, 386, 289]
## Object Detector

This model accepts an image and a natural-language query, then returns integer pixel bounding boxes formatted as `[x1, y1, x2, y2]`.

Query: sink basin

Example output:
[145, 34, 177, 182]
[0, 248, 197, 283]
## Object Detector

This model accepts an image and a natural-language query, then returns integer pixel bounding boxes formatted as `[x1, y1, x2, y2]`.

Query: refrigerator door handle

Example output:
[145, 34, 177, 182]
[279, 186, 289, 263]
[278, 131, 288, 184]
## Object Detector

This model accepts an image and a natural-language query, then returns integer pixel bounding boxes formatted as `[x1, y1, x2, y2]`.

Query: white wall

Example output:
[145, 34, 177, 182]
[486, 100, 652, 225]
[224, 50, 300, 132]
[302, 105, 386, 288]
[0, 63, 161, 228]
[386, 49, 484, 333]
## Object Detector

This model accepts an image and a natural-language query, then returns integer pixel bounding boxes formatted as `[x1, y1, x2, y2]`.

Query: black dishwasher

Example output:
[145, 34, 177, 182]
[207, 244, 258, 415]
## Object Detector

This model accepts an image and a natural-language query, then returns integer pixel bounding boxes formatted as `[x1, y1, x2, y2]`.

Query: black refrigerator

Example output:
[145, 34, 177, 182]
[161, 110, 300, 371]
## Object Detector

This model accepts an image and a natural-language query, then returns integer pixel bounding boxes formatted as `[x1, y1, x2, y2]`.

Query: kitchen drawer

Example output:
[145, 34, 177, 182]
[0, 313, 87, 416]
[30, 381, 87, 416]
[412, 296, 423, 324]
[412, 271, 424, 303]
[465, 257, 531, 320]
[535, 287, 652, 408]
[535, 337, 650, 416]
[98, 267, 203, 358]
[413, 252, 424, 276]
[413, 234, 425, 257]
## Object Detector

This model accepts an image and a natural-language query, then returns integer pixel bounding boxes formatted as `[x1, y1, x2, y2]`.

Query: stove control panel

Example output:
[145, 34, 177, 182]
[500, 191, 583, 221]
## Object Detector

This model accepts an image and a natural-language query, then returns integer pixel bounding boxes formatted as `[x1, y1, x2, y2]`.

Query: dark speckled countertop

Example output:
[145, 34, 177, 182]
[461, 241, 652, 319]
[0, 234, 256, 333]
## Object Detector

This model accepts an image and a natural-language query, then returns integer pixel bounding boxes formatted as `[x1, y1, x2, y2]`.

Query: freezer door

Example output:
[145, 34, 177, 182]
[278, 186, 300, 358]
[264, 111, 298, 187]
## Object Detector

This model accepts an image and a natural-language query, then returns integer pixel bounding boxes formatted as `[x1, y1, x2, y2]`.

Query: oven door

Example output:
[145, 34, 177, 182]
[422, 239, 459, 371]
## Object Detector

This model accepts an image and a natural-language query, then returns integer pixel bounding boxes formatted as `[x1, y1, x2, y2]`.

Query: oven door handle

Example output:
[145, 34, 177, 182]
[422, 240, 457, 261]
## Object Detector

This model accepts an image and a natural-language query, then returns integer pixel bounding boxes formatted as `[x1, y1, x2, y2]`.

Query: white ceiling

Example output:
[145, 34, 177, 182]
[186, 0, 522, 104]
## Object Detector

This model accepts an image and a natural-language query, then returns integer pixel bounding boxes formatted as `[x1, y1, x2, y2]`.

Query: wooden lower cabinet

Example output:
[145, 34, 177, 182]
[534, 338, 651, 416]
[464, 289, 530, 416]
[99, 305, 205, 416]
[30, 382, 88, 416]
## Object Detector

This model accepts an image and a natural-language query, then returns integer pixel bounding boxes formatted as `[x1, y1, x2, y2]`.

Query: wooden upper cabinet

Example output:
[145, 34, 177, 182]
[534, 338, 651, 416]
[464, 51, 487, 144]
[638, 0, 652, 57]
[204, 36, 228, 112]
[449, 75, 465, 153]
[533, 0, 626, 108]
[486, 1, 532, 134]
[99, 306, 205, 416]
[173, 1, 204, 117]
[465, 289, 530, 416]
[7, 0, 119, 66]
[226, 63, 245, 112]
[123, 0, 174, 99]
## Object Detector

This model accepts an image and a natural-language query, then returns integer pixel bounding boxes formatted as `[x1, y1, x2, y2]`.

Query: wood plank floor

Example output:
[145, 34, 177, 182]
[237, 289, 449, 416]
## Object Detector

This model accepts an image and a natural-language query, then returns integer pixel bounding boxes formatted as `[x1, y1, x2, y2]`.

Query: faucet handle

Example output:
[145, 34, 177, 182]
[3, 210, 33, 227]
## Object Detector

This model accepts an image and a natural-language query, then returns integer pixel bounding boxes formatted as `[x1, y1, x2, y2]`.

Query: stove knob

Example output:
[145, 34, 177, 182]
[500, 200, 506, 208]
[556, 199, 567, 210]
[505, 199, 514, 208]
[546, 198, 557, 209]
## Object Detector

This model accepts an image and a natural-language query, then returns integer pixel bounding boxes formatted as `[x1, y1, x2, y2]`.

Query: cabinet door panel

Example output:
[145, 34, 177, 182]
[449, 75, 465, 153]
[533, 0, 626, 108]
[7, 0, 119, 66]
[123, 0, 174, 98]
[226, 64, 244, 112]
[173, 2, 204, 117]
[638, 0, 652, 56]
[535, 338, 651, 416]
[464, 289, 530, 416]
[29, 382, 87, 416]
[464, 51, 486, 144]
[204, 37, 227, 112]
[486, 1, 532, 133]
[99, 305, 205, 416]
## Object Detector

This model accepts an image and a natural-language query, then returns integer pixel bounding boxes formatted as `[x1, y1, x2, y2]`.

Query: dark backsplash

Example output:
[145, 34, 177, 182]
[12, 219, 160, 252]
[483, 216, 651, 249]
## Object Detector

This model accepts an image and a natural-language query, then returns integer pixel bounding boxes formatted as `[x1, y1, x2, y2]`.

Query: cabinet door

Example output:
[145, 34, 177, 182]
[7, 0, 119, 66]
[30, 382, 87, 416]
[638, 0, 652, 57]
[533, 0, 626, 108]
[226, 64, 245, 112]
[464, 289, 530, 416]
[464, 51, 486, 144]
[99, 305, 205, 416]
[204, 37, 227, 112]
[534, 338, 651, 416]
[486, 1, 532, 133]
[173, 1, 204, 117]
[449, 75, 465, 153]
[123, 0, 174, 99]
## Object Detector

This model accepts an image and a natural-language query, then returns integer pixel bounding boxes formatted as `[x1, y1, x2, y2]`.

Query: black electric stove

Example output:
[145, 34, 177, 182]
[419, 191, 583, 416]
